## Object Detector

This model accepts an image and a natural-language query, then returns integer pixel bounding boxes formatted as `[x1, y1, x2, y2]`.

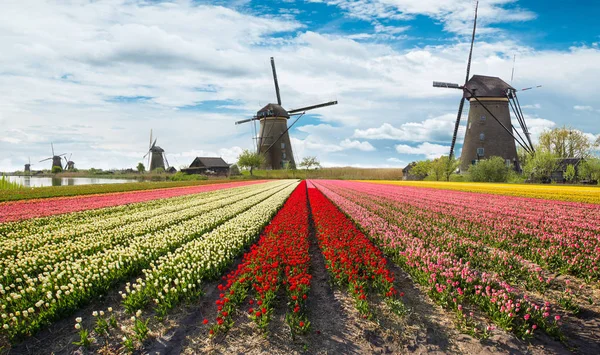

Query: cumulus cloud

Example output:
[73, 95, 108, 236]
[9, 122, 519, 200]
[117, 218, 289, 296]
[340, 138, 376, 151]
[395, 142, 449, 159]
[353, 114, 464, 143]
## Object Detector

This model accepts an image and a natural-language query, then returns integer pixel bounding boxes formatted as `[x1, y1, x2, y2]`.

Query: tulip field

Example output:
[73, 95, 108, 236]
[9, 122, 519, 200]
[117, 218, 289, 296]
[1, 179, 599, 354]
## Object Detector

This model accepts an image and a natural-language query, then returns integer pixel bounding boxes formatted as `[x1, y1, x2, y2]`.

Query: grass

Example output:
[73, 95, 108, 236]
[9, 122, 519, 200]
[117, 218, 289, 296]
[362, 180, 600, 204]
[0, 179, 249, 203]
[244, 167, 403, 180]
[0, 175, 22, 190]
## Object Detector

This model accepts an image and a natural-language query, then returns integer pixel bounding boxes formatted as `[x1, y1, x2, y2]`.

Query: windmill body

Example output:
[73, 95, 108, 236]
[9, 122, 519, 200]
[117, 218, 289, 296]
[24, 164, 31, 173]
[39, 144, 66, 171]
[256, 104, 295, 169]
[149, 145, 166, 171]
[235, 57, 338, 170]
[460, 75, 519, 171]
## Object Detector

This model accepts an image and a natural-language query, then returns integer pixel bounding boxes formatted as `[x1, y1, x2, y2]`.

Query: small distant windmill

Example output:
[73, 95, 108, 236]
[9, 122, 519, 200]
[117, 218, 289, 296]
[432, 1, 536, 172]
[63, 154, 75, 170]
[235, 57, 338, 170]
[39, 143, 66, 171]
[24, 157, 33, 173]
[143, 129, 169, 171]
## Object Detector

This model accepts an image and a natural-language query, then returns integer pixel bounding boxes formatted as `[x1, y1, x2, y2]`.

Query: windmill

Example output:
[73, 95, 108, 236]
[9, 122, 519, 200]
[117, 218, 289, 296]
[39, 143, 66, 171]
[63, 154, 75, 170]
[24, 157, 33, 173]
[433, 1, 535, 172]
[143, 129, 169, 171]
[235, 57, 338, 170]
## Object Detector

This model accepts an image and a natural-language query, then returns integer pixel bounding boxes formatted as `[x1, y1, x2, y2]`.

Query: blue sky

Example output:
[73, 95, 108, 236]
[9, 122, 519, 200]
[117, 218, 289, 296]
[0, 0, 599, 171]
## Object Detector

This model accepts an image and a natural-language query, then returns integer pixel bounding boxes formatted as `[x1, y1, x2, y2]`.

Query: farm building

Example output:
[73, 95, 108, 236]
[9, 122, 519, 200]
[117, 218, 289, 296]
[402, 162, 417, 180]
[181, 157, 230, 176]
[551, 158, 584, 182]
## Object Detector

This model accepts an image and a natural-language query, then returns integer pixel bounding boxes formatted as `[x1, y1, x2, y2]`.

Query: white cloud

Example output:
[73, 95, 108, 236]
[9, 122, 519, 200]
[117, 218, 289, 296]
[574, 105, 594, 111]
[340, 138, 376, 151]
[395, 142, 449, 159]
[353, 114, 464, 143]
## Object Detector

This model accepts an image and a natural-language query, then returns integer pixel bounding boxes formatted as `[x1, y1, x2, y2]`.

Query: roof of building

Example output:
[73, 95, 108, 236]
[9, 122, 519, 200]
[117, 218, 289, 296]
[464, 75, 515, 99]
[257, 103, 290, 118]
[189, 157, 230, 169]
[555, 157, 584, 171]
[403, 162, 417, 173]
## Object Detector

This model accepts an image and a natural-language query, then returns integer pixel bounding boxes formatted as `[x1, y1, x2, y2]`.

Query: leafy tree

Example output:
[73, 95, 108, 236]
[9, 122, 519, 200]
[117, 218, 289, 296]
[579, 157, 600, 183]
[523, 150, 558, 182]
[467, 156, 510, 182]
[51, 166, 62, 174]
[229, 164, 241, 176]
[538, 126, 595, 158]
[564, 164, 576, 183]
[299, 156, 321, 171]
[237, 150, 265, 176]
[410, 160, 431, 180]
[430, 155, 459, 181]
[136, 163, 145, 173]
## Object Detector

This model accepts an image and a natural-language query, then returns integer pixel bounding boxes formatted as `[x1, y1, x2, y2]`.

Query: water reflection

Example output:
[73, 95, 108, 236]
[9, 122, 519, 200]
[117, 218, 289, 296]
[7, 176, 136, 187]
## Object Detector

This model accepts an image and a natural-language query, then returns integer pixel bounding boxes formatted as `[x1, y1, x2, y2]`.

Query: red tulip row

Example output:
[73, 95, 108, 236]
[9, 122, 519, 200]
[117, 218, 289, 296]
[312, 180, 561, 339]
[208, 181, 311, 335]
[307, 182, 404, 317]
[0, 180, 263, 223]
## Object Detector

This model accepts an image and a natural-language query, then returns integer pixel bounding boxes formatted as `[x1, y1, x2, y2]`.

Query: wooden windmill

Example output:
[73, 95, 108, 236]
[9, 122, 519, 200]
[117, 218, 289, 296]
[39, 143, 66, 171]
[24, 157, 32, 173]
[63, 154, 75, 170]
[235, 57, 338, 170]
[433, 1, 535, 172]
[143, 129, 169, 171]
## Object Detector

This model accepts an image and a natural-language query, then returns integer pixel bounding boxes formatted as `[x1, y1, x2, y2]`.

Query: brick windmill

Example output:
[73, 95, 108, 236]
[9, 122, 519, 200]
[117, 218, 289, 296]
[433, 1, 535, 172]
[235, 57, 338, 170]
[39, 143, 66, 171]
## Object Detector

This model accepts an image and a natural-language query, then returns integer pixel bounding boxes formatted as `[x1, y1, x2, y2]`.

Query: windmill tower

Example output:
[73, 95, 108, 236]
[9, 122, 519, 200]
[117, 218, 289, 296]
[24, 157, 32, 173]
[63, 154, 75, 170]
[39, 143, 66, 171]
[433, 1, 535, 172]
[143, 130, 169, 171]
[235, 57, 338, 170]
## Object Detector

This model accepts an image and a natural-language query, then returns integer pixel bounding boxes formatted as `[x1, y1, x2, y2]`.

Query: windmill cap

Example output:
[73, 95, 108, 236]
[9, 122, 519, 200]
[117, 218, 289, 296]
[257, 103, 290, 118]
[464, 75, 515, 99]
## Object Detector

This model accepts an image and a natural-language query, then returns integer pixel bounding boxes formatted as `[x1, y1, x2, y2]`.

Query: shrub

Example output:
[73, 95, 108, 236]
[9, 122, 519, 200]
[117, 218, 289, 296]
[468, 156, 510, 182]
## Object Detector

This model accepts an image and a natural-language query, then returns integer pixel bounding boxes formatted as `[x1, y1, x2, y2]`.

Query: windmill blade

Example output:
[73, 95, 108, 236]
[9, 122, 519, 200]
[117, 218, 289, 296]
[288, 101, 338, 114]
[510, 54, 516, 84]
[149, 129, 153, 150]
[463, 1, 478, 86]
[57, 153, 67, 157]
[520, 85, 542, 92]
[51, 143, 55, 156]
[433, 81, 461, 89]
[163, 153, 170, 169]
[151, 138, 158, 149]
[235, 116, 259, 125]
[449, 98, 466, 159]
[270, 57, 282, 105]
[39, 157, 52, 162]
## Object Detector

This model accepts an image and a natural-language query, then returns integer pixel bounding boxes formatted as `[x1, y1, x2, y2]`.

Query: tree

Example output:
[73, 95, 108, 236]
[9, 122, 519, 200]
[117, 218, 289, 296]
[579, 157, 600, 183]
[430, 155, 459, 181]
[467, 156, 510, 182]
[564, 164, 576, 183]
[523, 150, 558, 182]
[136, 163, 145, 173]
[237, 150, 265, 176]
[229, 164, 241, 176]
[51, 166, 62, 174]
[299, 156, 321, 171]
[410, 160, 431, 180]
[538, 126, 595, 159]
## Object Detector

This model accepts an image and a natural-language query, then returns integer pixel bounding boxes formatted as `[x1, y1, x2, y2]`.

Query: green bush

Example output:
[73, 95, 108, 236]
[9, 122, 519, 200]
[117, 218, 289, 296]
[467, 156, 511, 182]
[169, 172, 208, 181]
[51, 166, 63, 174]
